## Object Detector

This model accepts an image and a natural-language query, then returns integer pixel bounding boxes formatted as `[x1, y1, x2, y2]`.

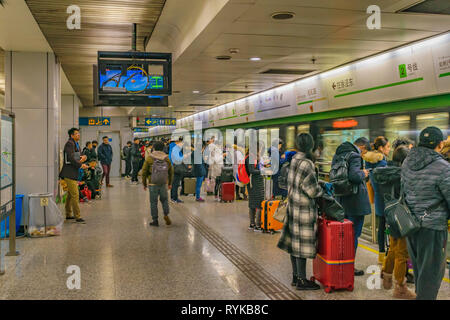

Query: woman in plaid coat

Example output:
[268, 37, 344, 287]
[277, 133, 323, 290]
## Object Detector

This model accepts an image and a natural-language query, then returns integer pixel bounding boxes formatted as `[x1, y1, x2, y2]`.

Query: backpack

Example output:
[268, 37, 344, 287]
[151, 158, 169, 185]
[236, 155, 250, 186]
[329, 152, 357, 197]
[278, 161, 290, 190]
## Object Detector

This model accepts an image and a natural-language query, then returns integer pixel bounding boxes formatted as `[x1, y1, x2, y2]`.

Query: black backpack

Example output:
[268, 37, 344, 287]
[329, 152, 357, 197]
[278, 161, 290, 190]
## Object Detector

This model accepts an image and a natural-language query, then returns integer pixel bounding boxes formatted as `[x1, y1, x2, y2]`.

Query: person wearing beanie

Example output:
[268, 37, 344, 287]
[401, 126, 449, 300]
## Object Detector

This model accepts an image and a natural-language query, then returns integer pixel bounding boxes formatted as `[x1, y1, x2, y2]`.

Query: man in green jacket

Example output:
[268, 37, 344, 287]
[142, 141, 174, 227]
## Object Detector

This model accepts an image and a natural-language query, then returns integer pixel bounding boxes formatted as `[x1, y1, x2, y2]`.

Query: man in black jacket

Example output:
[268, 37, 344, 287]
[332, 138, 370, 276]
[123, 141, 132, 179]
[401, 127, 449, 300]
[59, 128, 88, 223]
[130, 137, 141, 184]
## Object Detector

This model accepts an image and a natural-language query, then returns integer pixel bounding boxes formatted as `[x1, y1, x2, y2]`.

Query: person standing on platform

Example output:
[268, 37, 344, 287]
[363, 136, 391, 266]
[192, 141, 207, 202]
[374, 145, 416, 299]
[204, 136, 224, 202]
[332, 137, 371, 276]
[245, 142, 265, 232]
[91, 140, 99, 160]
[401, 126, 449, 300]
[97, 136, 114, 188]
[123, 141, 132, 179]
[142, 141, 173, 227]
[130, 138, 141, 184]
[277, 133, 323, 290]
[59, 128, 88, 224]
[169, 137, 186, 203]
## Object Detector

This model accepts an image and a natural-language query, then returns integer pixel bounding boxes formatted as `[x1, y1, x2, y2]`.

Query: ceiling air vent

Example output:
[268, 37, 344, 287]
[271, 12, 295, 20]
[216, 90, 253, 94]
[260, 69, 315, 75]
[188, 104, 215, 107]
[400, 0, 450, 14]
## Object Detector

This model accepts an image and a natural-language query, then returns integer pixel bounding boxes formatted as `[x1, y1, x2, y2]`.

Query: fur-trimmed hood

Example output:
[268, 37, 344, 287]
[363, 150, 384, 164]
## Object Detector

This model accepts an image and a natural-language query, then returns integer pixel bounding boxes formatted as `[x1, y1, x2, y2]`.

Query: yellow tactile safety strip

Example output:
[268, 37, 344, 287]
[180, 209, 302, 300]
[358, 244, 450, 284]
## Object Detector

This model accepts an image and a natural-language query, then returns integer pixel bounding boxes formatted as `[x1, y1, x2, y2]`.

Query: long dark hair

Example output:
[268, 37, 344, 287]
[296, 133, 315, 162]
[392, 145, 410, 165]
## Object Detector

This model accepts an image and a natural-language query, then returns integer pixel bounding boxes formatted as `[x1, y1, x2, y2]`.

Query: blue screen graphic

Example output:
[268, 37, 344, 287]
[100, 69, 164, 93]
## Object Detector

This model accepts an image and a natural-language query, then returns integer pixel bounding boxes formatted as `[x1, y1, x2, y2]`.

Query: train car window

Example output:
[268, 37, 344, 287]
[384, 115, 410, 158]
[297, 124, 310, 134]
[286, 126, 295, 150]
[416, 112, 449, 138]
[320, 129, 369, 173]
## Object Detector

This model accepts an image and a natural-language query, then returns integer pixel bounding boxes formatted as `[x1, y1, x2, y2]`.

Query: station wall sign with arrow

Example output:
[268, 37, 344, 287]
[145, 118, 176, 126]
[79, 117, 111, 126]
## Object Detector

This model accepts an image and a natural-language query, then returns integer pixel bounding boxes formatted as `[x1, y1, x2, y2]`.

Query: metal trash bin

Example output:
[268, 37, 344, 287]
[27, 193, 63, 237]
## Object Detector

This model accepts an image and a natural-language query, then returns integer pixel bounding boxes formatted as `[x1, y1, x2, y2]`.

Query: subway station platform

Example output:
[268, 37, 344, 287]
[0, 178, 448, 300]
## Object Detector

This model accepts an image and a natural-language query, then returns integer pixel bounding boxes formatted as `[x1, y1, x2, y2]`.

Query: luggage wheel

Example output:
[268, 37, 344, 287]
[324, 287, 332, 294]
[310, 276, 315, 282]
[347, 285, 354, 292]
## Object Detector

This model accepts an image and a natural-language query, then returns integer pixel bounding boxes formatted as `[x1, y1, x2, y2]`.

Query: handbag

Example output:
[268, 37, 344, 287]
[273, 200, 288, 223]
[316, 192, 345, 222]
[384, 186, 437, 238]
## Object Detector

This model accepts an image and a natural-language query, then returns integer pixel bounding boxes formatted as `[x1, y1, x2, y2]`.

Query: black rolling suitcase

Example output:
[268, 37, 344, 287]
[220, 166, 234, 183]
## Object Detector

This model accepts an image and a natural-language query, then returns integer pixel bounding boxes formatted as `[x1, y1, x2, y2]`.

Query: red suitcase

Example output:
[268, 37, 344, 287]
[220, 182, 235, 202]
[311, 216, 355, 293]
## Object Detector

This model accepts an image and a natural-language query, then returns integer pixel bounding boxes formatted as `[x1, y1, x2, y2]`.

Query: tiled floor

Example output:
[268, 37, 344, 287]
[0, 178, 448, 300]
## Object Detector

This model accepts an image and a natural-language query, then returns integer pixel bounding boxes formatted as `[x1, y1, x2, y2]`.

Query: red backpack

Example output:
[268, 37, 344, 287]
[237, 155, 256, 186]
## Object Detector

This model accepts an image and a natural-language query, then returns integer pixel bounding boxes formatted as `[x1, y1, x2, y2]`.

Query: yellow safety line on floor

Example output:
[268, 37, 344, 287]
[358, 243, 450, 284]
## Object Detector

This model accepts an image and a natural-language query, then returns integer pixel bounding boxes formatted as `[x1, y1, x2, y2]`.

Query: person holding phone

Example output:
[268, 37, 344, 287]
[59, 128, 88, 224]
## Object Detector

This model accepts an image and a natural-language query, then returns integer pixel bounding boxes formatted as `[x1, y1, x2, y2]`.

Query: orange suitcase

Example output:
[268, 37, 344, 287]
[261, 200, 284, 234]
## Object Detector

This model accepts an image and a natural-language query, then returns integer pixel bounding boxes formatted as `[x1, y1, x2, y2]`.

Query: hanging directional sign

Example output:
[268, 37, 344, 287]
[79, 117, 111, 126]
[145, 118, 176, 126]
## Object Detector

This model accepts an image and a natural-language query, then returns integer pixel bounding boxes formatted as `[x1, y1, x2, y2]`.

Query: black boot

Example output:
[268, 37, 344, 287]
[296, 278, 320, 291]
[291, 275, 298, 287]
[149, 220, 159, 227]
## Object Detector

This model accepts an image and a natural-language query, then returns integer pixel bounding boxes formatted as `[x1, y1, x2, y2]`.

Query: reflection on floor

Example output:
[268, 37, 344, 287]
[0, 178, 448, 300]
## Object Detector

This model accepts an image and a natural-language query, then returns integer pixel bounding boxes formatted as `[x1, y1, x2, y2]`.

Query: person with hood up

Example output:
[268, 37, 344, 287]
[204, 136, 224, 202]
[373, 145, 416, 299]
[332, 137, 371, 276]
[401, 126, 449, 300]
[363, 136, 391, 265]
[142, 141, 174, 227]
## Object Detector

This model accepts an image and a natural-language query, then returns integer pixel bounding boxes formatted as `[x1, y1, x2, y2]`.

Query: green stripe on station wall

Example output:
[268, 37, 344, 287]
[217, 93, 450, 130]
[334, 77, 424, 98]
[439, 72, 450, 78]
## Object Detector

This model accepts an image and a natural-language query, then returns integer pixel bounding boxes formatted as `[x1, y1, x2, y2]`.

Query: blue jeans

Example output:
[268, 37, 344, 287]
[195, 176, 204, 199]
[346, 215, 365, 255]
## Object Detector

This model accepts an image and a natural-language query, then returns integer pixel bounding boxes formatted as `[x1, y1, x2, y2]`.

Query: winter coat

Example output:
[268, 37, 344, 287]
[122, 146, 131, 161]
[401, 147, 450, 231]
[130, 144, 142, 162]
[82, 147, 97, 163]
[141, 151, 174, 187]
[169, 142, 183, 164]
[204, 143, 224, 178]
[97, 143, 113, 165]
[59, 138, 83, 180]
[332, 142, 371, 217]
[364, 151, 388, 216]
[245, 154, 264, 209]
[277, 152, 323, 259]
[372, 161, 402, 202]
